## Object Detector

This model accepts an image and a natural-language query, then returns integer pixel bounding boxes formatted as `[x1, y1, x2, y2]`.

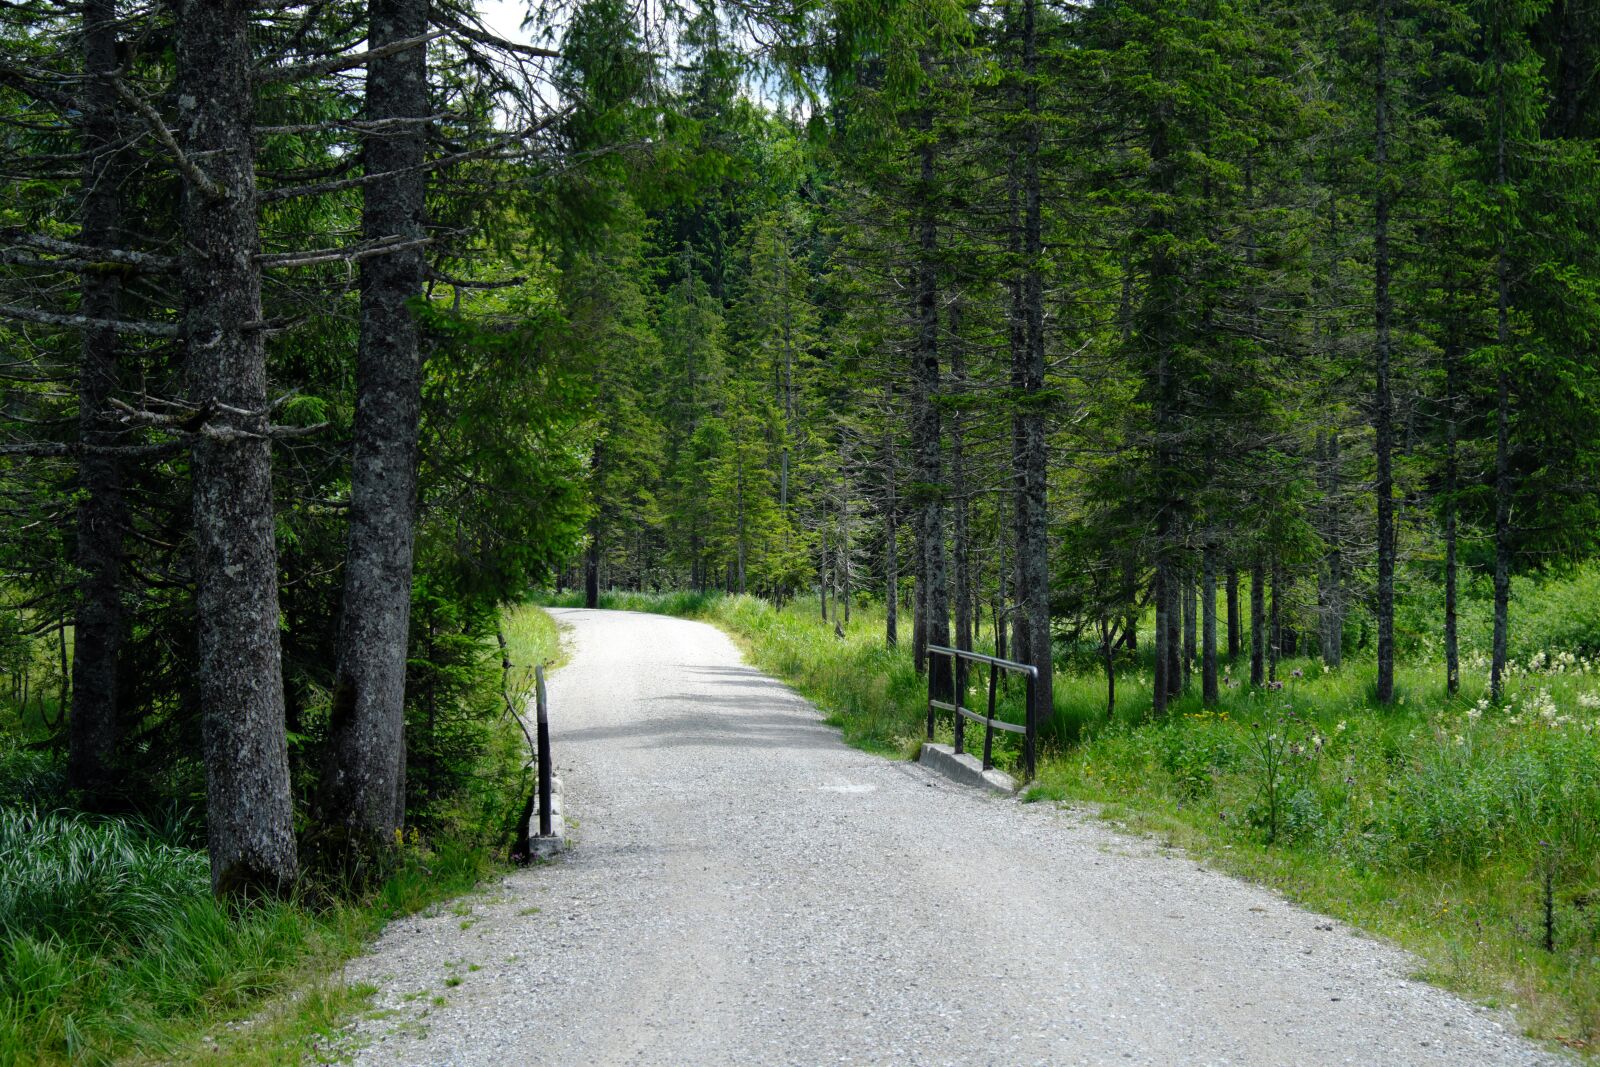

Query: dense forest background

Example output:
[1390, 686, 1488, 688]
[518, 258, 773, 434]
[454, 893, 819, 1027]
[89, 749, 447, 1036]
[565, 0, 1600, 720]
[3, 0, 1600, 1058]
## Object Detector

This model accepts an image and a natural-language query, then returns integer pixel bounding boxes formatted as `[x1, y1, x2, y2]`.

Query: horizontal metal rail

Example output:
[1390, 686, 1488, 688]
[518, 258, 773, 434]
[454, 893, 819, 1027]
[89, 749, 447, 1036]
[926, 645, 1039, 676]
[925, 644, 1037, 780]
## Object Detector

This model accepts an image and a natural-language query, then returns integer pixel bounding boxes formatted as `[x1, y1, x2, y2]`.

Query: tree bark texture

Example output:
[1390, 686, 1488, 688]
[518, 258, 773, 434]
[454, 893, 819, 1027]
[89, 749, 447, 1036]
[1250, 562, 1265, 686]
[1225, 568, 1240, 659]
[1152, 567, 1168, 715]
[912, 107, 951, 701]
[1443, 339, 1460, 694]
[1012, 0, 1053, 737]
[178, 0, 297, 896]
[884, 385, 899, 649]
[68, 0, 130, 809]
[1202, 547, 1219, 704]
[1373, 0, 1397, 703]
[324, 0, 431, 853]
[1182, 570, 1196, 690]
[951, 305, 972, 654]
[1319, 431, 1345, 668]
[1491, 62, 1514, 702]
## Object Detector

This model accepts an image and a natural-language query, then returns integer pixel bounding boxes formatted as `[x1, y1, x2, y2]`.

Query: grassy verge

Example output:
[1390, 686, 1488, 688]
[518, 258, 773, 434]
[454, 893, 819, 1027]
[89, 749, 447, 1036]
[542, 588, 1600, 1055]
[0, 604, 566, 1067]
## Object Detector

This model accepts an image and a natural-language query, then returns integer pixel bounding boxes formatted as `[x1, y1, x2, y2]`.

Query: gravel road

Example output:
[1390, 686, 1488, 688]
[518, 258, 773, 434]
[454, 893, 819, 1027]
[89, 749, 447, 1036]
[341, 607, 1565, 1066]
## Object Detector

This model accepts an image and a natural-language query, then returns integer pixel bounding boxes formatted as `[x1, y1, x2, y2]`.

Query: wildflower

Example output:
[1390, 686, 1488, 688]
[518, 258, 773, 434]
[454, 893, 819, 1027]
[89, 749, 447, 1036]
[1291, 668, 1304, 679]
[1336, 720, 1347, 733]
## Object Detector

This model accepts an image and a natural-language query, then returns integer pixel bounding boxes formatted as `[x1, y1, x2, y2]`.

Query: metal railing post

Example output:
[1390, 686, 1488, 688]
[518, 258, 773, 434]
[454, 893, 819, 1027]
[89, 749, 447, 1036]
[982, 661, 998, 770]
[1024, 668, 1037, 782]
[953, 653, 967, 755]
[536, 665, 552, 839]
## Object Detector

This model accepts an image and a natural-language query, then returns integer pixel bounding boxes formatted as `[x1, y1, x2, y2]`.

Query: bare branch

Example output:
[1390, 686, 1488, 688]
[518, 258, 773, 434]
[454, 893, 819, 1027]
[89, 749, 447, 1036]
[109, 74, 226, 200]
[0, 439, 185, 459]
[0, 303, 179, 338]
[260, 108, 572, 203]
[257, 31, 446, 84]
[257, 112, 453, 136]
[0, 230, 179, 271]
[434, 12, 560, 59]
[259, 235, 433, 269]
[427, 266, 526, 290]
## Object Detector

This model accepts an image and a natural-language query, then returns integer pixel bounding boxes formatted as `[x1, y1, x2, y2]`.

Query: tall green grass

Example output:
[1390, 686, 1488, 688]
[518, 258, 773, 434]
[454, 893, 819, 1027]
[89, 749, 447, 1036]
[0, 602, 563, 1065]
[0, 784, 502, 1066]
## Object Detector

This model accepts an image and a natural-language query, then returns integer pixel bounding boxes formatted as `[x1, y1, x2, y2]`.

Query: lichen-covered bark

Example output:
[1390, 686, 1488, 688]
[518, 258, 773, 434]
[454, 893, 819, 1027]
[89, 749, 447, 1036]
[325, 0, 430, 855]
[67, 0, 129, 809]
[177, 0, 297, 896]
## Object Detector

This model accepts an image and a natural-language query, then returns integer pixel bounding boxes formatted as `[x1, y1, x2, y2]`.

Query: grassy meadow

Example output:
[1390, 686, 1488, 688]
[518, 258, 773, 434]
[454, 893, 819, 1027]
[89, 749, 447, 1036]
[543, 579, 1600, 1054]
[0, 603, 563, 1066]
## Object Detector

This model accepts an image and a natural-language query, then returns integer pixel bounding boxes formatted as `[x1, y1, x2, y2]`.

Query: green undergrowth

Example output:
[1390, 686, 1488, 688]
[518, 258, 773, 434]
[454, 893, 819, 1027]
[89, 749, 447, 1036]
[541, 586, 1600, 1056]
[0, 792, 500, 1067]
[0, 603, 566, 1067]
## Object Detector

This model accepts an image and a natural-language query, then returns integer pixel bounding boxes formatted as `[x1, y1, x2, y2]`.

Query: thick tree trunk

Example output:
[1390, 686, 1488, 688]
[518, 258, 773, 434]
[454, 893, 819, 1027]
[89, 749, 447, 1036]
[68, 0, 129, 809]
[1249, 562, 1266, 686]
[1202, 547, 1219, 705]
[178, 0, 297, 896]
[324, 0, 431, 854]
[1373, 0, 1397, 703]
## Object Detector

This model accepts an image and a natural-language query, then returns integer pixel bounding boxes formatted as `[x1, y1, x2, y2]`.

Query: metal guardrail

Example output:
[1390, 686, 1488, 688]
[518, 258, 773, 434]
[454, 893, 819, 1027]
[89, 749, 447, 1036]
[512, 664, 558, 864]
[925, 644, 1037, 780]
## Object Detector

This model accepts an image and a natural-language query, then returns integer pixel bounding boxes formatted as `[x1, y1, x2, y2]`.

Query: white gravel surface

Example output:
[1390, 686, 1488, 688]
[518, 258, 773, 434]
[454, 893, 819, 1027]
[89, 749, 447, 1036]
[340, 607, 1566, 1066]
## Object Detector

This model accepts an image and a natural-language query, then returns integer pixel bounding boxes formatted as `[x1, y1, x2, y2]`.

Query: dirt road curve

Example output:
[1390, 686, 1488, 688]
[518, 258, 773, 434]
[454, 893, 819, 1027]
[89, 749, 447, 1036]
[342, 607, 1564, 1067]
